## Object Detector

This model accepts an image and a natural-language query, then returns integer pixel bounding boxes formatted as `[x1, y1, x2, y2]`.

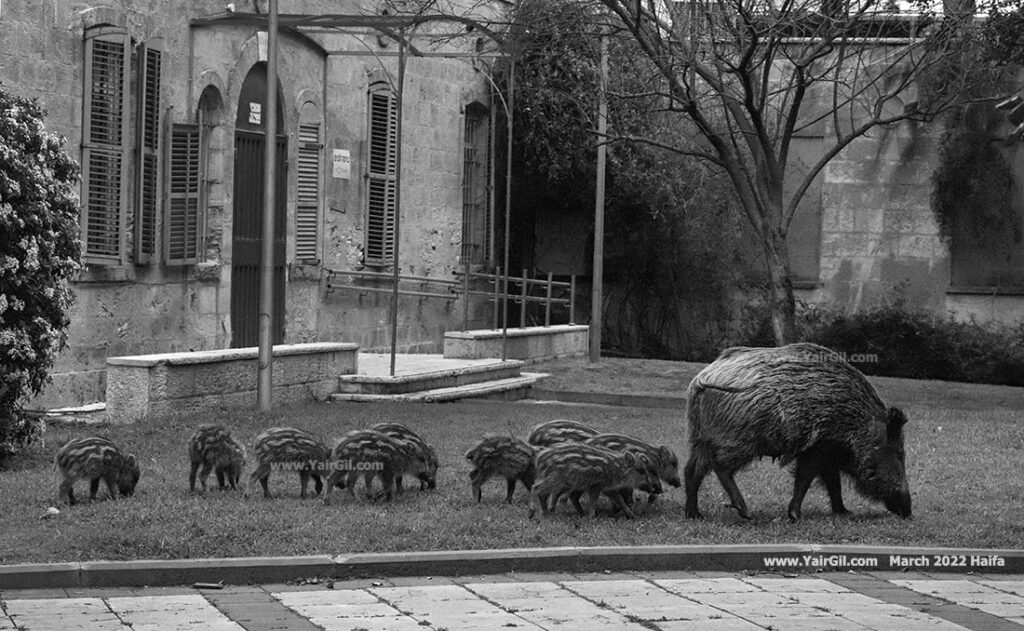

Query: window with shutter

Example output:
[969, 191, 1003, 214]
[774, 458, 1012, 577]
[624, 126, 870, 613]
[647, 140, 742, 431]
[166, 123, 202, 265]
[365, 82, 398, 265]
[296, 123, 321, 263]
[82, 27, 131, 264]
[134, 43, 162, 264]
[461, 103, 490, 266]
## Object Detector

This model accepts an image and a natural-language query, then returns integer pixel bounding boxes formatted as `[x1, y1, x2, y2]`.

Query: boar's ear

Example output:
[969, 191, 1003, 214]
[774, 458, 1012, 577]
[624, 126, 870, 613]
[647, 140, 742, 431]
[623, 452, 637, 467]
[886, 407, 908, 441]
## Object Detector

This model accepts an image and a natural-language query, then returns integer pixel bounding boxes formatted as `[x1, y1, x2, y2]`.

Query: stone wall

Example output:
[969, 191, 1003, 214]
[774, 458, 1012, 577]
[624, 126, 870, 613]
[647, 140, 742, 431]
[800, 116, 1024, 325]
[105, 343, 358, 423]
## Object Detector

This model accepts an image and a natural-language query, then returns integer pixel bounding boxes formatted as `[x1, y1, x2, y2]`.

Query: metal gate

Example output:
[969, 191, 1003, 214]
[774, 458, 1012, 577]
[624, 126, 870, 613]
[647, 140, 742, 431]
[230, 130, 287, 348]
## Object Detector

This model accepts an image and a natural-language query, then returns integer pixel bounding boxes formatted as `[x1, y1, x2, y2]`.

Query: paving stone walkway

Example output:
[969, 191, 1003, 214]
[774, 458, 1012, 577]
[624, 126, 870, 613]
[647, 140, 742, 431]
[2, 571, 1022, 630]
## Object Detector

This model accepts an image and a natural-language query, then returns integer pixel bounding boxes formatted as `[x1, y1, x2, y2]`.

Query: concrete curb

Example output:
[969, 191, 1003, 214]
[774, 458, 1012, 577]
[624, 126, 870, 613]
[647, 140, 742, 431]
[2, 545, 1022, 589]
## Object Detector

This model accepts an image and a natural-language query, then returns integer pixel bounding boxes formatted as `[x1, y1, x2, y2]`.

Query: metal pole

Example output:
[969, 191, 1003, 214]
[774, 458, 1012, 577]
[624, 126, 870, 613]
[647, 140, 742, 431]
[569, 274, 576, 325]
[501, 61, 514, 361]
[389, 35, 407, 377]
[520, 268, 527, 328]
[257, 0, 279, 411]
[545, 271, 552, 326]
[589, 29, 608, 363]
[462, 256, 470, 331]
[492, 266, 500, 329]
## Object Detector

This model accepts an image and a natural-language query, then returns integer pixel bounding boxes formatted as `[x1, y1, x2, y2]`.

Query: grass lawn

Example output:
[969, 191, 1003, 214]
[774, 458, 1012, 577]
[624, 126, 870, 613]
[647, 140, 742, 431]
[1, 359, 1023, 565]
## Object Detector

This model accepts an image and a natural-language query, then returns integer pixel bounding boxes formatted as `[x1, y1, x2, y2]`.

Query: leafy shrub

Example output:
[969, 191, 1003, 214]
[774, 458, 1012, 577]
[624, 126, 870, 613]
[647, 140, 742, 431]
[741, 299, 1024, 387]
[0, 86, 82, 463]
[815, 305, 1024, 386]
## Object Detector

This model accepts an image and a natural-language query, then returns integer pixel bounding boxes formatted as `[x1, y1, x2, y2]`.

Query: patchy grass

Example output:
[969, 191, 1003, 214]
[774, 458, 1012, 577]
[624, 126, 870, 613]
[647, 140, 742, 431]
[532, 357, 702, 399]
[1, 365, 1023, 564]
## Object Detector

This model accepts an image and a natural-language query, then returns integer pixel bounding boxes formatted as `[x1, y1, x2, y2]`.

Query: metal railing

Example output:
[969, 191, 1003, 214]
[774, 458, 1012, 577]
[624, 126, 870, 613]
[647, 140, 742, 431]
[324, 265, 578, 331]
[454, 266, 576, 330]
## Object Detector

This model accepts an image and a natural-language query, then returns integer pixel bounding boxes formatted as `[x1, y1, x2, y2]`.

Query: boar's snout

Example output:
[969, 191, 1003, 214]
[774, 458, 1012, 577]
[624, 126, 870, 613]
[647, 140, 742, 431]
[666, 475, 682, 488]
[885, 488, 912, 519]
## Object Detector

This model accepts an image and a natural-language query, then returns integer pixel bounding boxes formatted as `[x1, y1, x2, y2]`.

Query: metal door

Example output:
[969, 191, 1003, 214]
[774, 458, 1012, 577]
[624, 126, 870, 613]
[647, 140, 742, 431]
[230, 131, 287, 348]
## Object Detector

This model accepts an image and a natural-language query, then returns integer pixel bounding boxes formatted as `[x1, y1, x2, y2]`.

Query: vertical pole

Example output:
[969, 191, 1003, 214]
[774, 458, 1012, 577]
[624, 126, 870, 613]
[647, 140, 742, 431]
[492, 266, 501, 329]
[545, 271, 553, 326]
[569, 275, 576, 325]
[257, 0, 279, 412]
[589, 28, 608, 363]
[462, 256, 471, 331]
[389, 35, 407, 377]
[520, 269, 527, 328]
[501, 61, 514, 361]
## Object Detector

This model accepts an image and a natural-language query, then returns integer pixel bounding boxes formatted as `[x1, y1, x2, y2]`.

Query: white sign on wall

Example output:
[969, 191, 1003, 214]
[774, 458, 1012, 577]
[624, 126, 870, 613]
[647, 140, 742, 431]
[332, 149, 351, 179]
[248, 102, 262, 125]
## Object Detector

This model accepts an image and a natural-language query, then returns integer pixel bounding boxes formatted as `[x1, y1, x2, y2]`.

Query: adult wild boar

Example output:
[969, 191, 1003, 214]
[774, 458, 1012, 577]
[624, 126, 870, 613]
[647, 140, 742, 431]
[684, 342, 912, 521]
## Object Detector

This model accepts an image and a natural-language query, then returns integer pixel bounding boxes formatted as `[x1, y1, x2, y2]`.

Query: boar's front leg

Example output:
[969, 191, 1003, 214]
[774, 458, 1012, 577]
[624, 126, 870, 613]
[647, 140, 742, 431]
[820, 466, 849, 515]
[788, 457, 819, 522]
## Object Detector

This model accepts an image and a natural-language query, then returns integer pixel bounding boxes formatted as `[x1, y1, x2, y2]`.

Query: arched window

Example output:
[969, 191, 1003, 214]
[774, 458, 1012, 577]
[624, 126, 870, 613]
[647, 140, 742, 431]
[165, 85, 220, 265]
[461, 101, 491, 267]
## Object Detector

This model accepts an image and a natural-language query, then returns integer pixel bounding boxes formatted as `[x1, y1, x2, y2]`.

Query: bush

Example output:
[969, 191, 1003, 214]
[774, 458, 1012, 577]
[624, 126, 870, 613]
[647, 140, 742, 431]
[0, 86, 82, 463]
[738, 298, 1024, 387]
[804, 303, 1024, 387]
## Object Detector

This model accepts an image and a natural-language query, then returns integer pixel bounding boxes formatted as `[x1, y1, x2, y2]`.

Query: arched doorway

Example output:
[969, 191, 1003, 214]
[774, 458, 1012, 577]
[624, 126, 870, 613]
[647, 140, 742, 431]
[231, 63, 287, 348]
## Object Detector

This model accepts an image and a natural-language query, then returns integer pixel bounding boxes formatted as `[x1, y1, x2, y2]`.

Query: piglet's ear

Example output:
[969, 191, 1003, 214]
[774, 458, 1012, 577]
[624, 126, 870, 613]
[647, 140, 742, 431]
[886, 407, 908, 440]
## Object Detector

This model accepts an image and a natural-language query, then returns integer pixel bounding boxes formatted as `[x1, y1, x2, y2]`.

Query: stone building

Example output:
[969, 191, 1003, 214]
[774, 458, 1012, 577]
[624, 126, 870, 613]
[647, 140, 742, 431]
[0, 0, 505, 407]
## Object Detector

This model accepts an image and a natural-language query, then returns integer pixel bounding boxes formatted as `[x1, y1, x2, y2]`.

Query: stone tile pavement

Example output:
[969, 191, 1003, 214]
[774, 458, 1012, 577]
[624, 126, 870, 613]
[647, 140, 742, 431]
[1, 571, 1022, 630]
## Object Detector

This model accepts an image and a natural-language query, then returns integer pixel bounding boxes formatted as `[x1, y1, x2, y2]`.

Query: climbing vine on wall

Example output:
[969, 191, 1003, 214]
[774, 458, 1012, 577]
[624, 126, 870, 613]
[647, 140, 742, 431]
[931, 107, 1021, 246]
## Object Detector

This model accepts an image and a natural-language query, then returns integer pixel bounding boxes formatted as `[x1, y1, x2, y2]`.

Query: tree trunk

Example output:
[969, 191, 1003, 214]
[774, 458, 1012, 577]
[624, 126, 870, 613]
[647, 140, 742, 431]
[763, 227, 797, 345]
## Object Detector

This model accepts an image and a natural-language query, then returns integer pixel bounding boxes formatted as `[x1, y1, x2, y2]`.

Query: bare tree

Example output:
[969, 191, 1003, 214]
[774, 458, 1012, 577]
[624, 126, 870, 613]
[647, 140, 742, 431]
[589, 0, 993, 343]
[404, 0, 995, 344]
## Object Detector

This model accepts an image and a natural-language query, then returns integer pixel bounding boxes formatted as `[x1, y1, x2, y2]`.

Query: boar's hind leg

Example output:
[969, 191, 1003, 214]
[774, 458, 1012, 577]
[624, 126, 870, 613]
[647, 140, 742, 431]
[684, 451, 712, 519]
[713, 466, 751, 520]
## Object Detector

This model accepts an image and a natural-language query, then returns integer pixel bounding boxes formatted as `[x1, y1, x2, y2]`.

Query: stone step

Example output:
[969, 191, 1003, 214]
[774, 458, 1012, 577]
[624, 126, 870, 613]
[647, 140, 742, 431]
[330, 373, 548, 403]
[337, 357, 525, 395]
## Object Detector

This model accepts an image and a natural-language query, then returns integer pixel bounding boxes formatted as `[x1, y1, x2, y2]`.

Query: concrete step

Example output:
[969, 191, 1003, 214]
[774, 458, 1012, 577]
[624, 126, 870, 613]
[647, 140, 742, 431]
[330, 372, 548, 403]
[337, 357, 525, 395]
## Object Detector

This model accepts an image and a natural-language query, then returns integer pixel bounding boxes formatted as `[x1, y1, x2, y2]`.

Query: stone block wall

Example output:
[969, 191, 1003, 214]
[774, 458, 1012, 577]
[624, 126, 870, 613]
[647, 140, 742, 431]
[444, 325, 590, 361]
[106, 343, 358, 423]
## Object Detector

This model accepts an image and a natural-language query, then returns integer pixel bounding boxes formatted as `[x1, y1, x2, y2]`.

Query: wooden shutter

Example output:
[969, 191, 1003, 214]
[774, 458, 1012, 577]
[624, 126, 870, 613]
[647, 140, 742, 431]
[365, 85, 398, 265]
[295, 123, 321, 263]
[81, 28, 131, 264]
[165, 123, 202, 265]
[135, 43, 162, 264]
